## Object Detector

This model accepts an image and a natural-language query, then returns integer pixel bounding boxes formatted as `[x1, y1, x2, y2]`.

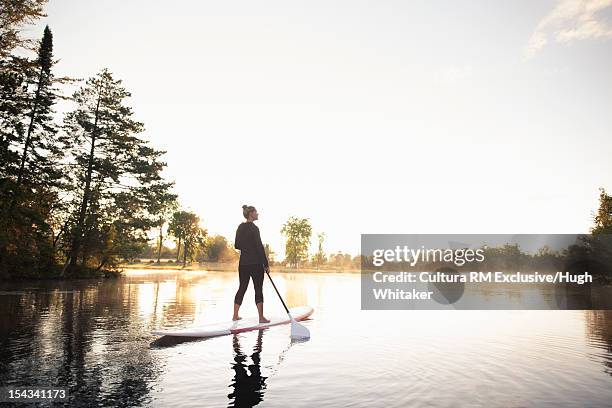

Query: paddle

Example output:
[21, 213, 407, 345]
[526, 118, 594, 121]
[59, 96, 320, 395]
[265, 270, 310, 340]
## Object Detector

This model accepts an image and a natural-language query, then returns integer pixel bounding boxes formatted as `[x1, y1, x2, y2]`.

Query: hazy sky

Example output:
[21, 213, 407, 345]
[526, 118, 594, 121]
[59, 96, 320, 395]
[29, 0, 612, 257]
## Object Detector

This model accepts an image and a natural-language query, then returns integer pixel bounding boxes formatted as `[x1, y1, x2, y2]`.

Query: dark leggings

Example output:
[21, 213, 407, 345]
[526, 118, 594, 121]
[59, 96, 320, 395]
[234, 263, 264, 305]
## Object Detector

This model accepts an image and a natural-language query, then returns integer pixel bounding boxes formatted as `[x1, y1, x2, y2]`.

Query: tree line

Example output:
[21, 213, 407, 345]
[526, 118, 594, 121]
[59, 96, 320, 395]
[3, 2, 610, 278]
[132, 214, 361, 270]
[0, 2, 194, 278]
[1, 3, 349, 278]
[360, 189, 612, 280]
[0, 0, 351, 279]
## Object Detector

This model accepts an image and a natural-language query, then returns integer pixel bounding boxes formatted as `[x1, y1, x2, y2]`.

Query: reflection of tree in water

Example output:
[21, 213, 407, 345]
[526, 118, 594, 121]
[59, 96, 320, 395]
[283, 274, 308, 307]
[585, 310, 612, 376]
[228, 330, 267, 408]
[57, 281, 163, 406]
[0, 279, 163, 407]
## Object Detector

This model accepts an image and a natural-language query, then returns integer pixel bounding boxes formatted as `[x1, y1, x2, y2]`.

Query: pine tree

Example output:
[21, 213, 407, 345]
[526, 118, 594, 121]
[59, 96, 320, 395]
[15, 26, 57, 190]
[62, 69, 171, 274]
[0, 25, 65, 278]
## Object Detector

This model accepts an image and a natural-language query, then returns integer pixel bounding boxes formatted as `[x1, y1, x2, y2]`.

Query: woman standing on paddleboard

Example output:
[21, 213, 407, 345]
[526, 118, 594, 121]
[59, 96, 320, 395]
[233, 205, 270, 323]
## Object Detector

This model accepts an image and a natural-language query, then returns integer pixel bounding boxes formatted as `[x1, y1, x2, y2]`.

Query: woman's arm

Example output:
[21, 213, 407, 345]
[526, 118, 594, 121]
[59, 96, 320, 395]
[234, 225, 243, 250]
[254, 226, 269, 268]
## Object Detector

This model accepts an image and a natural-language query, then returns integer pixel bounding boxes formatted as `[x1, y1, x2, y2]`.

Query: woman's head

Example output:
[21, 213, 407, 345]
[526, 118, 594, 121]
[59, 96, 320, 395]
[242, 205, 258, 221]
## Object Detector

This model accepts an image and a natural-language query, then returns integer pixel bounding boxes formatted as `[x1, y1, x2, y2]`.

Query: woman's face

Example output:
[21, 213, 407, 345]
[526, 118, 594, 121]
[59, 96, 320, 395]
[250, 209, 259, 221]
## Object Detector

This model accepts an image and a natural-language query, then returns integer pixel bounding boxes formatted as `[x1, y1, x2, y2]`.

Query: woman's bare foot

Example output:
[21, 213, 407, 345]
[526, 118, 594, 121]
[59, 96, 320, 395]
[232, 304, 242, 322]
[259, 317, 270, 323]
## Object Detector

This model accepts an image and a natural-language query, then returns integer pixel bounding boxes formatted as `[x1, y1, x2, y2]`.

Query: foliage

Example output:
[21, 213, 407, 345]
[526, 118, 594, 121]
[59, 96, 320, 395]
[200, 235, 238, 262]
[264, 243, 275, 265]
[0, 24, 69, 278]
[0, 0, 48, 57]
[0, 8, 178, 278]
[592, 188, 612, 234]
[281, 216, 312, 268]
[168, 210, 207, 265]
[329, 252, 355, 269]
[147, 184, 177, 262]
[312, 232, 327, 269]
[57, 69, 172, 275]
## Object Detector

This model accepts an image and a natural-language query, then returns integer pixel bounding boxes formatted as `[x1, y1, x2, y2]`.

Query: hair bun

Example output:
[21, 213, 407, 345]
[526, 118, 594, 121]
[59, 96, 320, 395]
[242, 204, 255, 219]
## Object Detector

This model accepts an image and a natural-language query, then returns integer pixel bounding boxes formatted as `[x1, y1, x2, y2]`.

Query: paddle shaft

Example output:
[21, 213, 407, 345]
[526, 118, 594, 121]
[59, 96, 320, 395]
[265, 270, 290, 315]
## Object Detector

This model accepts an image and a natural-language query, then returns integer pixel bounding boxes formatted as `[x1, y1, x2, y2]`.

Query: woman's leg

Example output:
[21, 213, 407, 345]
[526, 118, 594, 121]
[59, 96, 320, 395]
[233, 265, 250, 320]
[251, 264, 269, 323]
[232, 303, 241, 321]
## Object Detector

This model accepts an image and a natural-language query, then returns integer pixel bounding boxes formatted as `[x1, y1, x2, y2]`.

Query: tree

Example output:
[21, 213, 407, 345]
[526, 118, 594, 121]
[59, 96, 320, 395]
[15, 26, 57, 189]
[0, 6, 178, 279]
[202, 235, 237, 262]
[264, 243, 275, 265]
[145, 183, 177, 263]
[587, 188, 612, 280]
[312, 232, 327, 269]
[0, 25, 67, 278]
[330, 252, 352, 270]
[61, 69, 170, 275]
[592, 188, 612, 235]
[168, 210, 207, 265]
[168, 210, 187, 262]
[184, 223, 206, 266]
[0, 0, 48, 58]
[281, 216, 312, 268]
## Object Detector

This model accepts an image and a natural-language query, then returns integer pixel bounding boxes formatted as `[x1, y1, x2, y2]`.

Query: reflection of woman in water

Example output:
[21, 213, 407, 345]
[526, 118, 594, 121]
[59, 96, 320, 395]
[233, 205, 270, 323]
[228, 331, 267, 407]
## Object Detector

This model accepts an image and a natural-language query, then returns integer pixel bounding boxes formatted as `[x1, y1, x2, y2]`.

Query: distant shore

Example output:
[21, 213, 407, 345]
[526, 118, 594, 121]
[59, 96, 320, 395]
[120, 261, 360, 274]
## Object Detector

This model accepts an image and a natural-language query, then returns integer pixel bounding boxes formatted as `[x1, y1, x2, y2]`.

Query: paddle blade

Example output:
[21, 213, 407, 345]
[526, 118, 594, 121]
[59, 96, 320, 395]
[290, 317, 310, 340]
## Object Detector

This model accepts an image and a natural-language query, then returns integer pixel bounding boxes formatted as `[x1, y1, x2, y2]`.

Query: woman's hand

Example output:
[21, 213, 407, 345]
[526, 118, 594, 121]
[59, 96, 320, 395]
[264, 266, 269, 273]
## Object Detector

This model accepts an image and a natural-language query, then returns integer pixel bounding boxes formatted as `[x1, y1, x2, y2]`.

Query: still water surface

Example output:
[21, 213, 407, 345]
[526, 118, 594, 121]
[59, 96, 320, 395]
[1, 270, 611, 407]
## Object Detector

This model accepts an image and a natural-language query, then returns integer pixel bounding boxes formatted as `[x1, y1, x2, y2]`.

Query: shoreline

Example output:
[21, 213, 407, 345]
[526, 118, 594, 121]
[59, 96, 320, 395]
[120, 261, 361, 274]
[0, 263, 360, 282]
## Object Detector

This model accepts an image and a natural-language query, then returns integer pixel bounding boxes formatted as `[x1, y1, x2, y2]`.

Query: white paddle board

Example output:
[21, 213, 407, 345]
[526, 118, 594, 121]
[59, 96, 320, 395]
[151, 306, 313, 337]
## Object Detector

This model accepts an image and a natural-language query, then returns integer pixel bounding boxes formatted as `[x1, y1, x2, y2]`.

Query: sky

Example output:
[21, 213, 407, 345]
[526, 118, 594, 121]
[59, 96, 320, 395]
[26, 0, 612, 257]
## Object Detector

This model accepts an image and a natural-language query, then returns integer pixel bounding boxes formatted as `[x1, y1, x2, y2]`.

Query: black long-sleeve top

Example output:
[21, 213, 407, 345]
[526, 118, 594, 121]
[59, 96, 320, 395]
[234, 222, 269, 267]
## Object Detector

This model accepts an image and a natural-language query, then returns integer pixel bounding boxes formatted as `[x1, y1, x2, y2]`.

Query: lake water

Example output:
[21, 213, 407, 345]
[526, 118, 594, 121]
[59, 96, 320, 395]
[1, 270, 611, 407]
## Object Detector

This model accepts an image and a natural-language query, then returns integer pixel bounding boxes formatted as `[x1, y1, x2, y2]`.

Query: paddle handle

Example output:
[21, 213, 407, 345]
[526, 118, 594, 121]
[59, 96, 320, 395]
[265, 270, 290, 315]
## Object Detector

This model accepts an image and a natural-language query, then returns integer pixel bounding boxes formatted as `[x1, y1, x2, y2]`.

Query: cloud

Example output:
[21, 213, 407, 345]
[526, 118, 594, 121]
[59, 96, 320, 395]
[525, 0, 612, 58]
[435, 64, 474, 83]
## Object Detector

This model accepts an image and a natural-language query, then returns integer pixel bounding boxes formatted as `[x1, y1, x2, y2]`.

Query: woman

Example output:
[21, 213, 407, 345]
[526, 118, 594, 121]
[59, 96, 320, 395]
[233, 205, 270, 323]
